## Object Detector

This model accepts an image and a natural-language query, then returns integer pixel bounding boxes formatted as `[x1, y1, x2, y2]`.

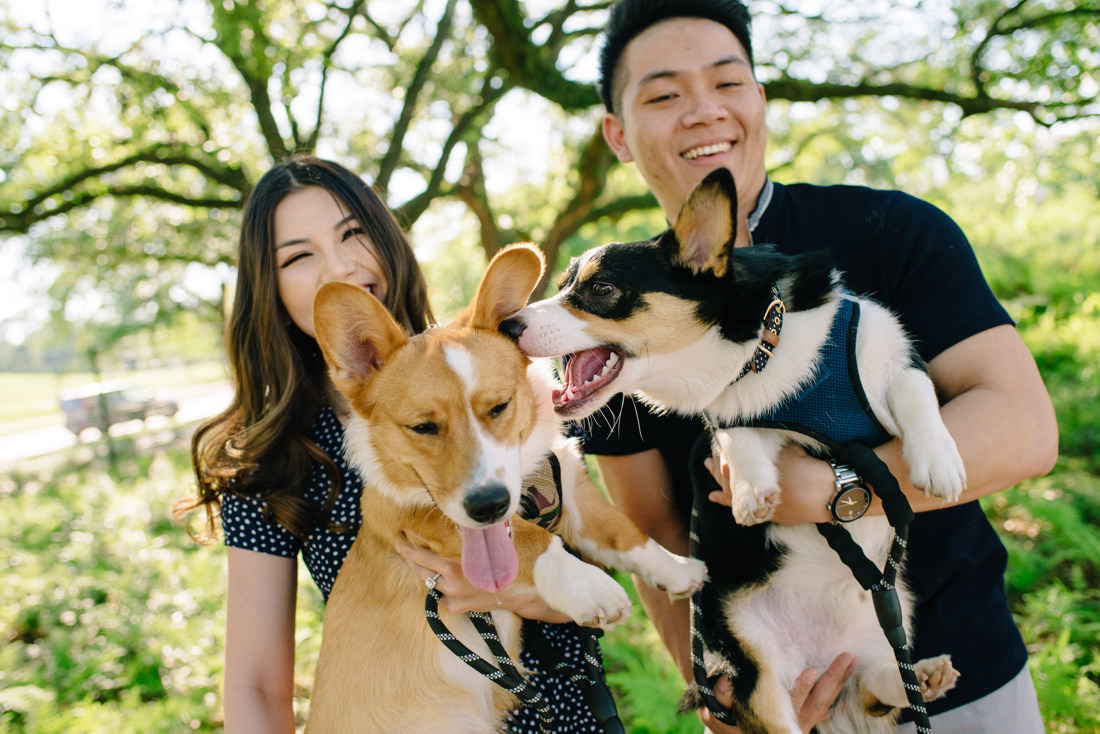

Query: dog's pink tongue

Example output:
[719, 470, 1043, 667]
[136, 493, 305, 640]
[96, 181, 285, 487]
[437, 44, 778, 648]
[460, 522, 518, 592]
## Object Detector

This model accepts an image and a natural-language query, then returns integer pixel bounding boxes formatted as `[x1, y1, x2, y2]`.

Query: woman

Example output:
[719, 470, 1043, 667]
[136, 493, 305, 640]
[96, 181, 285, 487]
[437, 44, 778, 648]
[182, 154, 610, 733]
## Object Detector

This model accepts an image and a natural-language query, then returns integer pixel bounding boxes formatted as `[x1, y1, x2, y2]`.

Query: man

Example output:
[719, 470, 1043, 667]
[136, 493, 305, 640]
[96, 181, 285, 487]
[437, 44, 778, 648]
[583, 1, 1058, 732]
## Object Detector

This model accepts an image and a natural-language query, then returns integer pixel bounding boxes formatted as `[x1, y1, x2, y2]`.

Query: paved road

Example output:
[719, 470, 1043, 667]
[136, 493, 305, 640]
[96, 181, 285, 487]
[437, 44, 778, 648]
[0, 382, 233, 466]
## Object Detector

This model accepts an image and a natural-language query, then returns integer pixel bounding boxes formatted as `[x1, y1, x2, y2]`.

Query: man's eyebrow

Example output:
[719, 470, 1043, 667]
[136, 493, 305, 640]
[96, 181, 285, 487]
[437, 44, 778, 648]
[636, 55, 749, 88]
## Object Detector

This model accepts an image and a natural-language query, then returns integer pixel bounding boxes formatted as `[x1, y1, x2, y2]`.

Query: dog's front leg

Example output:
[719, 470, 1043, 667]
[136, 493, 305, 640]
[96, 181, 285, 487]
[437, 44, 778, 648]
[554, 450, 707, 600]
[879, 365, 966, 503]
[511, 518, 632, 628]
[714, 427, 786, 525]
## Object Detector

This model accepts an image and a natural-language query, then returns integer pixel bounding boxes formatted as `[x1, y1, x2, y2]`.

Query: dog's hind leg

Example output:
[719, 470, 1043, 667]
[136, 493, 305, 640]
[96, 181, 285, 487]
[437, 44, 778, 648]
[857, 653, 958, 716]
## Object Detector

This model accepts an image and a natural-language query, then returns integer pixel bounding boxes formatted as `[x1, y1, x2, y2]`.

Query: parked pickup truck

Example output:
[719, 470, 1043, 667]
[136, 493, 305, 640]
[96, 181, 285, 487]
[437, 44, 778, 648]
[59, 383, 179, 435]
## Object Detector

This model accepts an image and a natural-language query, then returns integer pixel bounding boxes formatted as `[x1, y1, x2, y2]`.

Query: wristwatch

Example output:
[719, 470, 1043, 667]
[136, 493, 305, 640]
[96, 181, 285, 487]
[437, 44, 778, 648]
[826, 459, 872, 523]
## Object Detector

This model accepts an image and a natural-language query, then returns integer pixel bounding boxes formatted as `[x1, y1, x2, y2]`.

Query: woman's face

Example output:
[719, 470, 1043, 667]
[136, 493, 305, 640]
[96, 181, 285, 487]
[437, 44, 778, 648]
[273, 185, 388, 338]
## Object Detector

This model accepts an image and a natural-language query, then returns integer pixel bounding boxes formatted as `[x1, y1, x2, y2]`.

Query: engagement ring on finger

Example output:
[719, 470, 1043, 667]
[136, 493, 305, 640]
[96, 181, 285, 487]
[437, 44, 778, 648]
[425, 573, 441, 590]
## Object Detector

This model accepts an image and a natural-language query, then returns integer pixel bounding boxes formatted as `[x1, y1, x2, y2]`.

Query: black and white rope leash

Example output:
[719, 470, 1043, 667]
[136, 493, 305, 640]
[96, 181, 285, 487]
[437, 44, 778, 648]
[425, 586, 554, 731]
[816, 441, 933, 734]
[425, 587, 625, 734]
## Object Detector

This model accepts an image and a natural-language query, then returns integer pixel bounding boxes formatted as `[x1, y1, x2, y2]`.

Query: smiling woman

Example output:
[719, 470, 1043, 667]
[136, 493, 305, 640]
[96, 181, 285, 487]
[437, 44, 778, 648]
[273, 186, 389, 340]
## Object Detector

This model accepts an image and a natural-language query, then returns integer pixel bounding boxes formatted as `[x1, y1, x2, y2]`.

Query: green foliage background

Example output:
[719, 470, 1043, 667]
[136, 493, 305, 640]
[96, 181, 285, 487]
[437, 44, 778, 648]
[1, 0, 1098, 731]
[2, 108, 1099, 734]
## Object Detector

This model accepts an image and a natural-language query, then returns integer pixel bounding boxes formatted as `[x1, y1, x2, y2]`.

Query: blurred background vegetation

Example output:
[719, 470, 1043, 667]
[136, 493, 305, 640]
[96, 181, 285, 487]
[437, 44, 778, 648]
[1, 0, 1097, 732]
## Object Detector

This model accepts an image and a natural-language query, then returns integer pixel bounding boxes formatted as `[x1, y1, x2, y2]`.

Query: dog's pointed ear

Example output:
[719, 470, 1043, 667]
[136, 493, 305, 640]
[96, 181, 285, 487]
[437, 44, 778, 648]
[457, 242, 546, 330]
[670, 168, 738, 278]
[313, 282, 409, 395]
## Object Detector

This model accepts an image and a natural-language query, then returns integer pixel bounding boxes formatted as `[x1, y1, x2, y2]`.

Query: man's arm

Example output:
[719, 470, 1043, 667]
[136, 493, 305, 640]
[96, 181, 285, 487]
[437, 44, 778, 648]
[594, 449, 694, 680]
[710, 324, 1059, 522]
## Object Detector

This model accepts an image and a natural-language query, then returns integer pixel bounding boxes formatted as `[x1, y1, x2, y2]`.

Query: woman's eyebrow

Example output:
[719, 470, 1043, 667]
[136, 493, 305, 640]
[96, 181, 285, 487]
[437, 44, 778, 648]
[335, 214, 358, 230]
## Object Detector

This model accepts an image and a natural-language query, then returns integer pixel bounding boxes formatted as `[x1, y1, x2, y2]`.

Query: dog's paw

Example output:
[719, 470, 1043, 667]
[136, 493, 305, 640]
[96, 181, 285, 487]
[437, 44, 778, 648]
[905, 436, 966, 504]
[547, 563, 632, 629]
[633, 545, 708, 601]
[914, 654, 960, 702]
[730, 481, 780, 526]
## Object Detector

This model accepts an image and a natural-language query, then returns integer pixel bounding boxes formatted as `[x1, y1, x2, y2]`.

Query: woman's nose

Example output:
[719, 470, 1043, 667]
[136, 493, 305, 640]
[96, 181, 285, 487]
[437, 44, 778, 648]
[324, 247, 357, 283]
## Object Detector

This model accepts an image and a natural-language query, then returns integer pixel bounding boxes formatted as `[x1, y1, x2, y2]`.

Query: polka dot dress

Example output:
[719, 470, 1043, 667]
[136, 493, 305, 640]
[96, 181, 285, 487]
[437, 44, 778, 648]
[222, 405, 606, 732]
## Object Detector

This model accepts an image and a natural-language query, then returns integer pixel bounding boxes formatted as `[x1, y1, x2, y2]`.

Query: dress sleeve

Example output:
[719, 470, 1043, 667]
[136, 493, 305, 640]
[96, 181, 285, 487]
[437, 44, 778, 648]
[221, 491, 301, 559]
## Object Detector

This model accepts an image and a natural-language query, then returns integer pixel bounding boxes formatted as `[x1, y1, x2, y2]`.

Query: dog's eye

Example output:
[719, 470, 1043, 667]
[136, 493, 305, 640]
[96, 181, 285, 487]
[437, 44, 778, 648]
[488, 401, 510, 419]
[590, 282, 616, 298]
[409, 422, 438, 436]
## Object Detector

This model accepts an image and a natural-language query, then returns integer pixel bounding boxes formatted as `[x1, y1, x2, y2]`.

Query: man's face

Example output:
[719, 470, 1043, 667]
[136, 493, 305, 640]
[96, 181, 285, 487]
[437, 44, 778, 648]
[603, 17, 768, 224]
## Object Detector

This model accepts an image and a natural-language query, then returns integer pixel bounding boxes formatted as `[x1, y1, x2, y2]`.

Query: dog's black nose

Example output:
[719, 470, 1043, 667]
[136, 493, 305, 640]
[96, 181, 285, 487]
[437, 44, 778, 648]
[499, 317, 526, 341]
[464, 484, 511, 524]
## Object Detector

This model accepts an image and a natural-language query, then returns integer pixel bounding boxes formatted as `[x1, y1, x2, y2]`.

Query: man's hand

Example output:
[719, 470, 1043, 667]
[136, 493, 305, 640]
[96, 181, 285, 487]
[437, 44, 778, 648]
[704, 444, 833, 525]
[698, 653, 857, 733]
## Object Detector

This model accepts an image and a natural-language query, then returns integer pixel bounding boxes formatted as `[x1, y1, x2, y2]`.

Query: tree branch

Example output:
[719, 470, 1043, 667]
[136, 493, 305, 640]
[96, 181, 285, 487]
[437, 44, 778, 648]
[393, 72, 511, 226]
[468, 0, 599, 110]
[764, 76, 1042, 119]
[376, 0, 459, 193]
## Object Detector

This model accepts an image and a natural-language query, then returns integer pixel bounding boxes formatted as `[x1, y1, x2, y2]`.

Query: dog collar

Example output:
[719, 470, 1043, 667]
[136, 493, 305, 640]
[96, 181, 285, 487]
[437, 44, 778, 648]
[731, 283, 785, 383]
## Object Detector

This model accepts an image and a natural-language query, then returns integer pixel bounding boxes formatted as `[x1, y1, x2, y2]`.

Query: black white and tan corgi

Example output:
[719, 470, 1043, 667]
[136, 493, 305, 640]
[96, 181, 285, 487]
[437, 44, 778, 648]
[502, 170, 964, 733]
[305, 243, 707, 733]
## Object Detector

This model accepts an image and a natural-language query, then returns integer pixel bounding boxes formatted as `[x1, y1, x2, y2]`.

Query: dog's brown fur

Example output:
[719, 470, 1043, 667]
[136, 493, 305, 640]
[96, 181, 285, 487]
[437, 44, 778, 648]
[305, 243, 706, 733]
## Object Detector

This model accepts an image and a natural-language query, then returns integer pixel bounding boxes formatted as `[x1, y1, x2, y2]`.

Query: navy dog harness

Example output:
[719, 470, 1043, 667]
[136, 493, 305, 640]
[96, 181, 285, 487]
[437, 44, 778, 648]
[713, 298, 893, 451]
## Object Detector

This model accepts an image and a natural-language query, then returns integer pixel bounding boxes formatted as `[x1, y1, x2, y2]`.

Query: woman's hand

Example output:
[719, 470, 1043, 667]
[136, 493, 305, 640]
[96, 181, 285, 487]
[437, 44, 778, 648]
[698, 653, 857, 733]
[396, 535, 571, 623]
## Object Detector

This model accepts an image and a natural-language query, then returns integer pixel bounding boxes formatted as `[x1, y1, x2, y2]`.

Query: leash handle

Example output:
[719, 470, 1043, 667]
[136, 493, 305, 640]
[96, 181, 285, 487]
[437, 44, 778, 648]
[836, 441, 914, 527]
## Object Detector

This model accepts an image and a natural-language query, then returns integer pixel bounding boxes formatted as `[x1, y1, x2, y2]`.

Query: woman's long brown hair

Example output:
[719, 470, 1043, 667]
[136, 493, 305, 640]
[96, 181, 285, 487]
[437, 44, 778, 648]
[180, 155, 434, 541]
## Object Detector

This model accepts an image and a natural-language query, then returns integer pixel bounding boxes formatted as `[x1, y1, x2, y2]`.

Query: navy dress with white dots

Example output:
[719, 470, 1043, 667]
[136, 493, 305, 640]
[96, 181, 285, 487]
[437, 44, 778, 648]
[222, 405, 604, 733]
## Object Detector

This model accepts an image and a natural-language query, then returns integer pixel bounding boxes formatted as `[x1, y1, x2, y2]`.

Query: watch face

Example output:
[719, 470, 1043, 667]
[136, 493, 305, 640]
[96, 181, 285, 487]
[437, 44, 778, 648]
[833, 486, 871, 522]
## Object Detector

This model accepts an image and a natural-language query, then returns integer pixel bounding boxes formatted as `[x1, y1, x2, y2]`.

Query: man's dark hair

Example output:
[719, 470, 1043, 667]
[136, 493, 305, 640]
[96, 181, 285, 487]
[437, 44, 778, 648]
[598, 0, 754, 114]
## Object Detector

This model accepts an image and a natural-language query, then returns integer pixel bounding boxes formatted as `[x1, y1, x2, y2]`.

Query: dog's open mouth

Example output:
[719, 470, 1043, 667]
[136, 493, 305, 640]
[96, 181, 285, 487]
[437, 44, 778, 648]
[553, 347, 624, 416]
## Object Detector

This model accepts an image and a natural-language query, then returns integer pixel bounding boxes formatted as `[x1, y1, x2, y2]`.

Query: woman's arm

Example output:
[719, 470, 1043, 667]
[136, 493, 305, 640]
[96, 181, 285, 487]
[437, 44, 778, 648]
[224, 547, 299, 734]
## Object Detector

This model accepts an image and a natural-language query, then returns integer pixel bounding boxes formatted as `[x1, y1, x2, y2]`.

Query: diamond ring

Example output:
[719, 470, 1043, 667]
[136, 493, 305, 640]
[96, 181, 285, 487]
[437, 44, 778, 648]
[425, 573, 442, 590]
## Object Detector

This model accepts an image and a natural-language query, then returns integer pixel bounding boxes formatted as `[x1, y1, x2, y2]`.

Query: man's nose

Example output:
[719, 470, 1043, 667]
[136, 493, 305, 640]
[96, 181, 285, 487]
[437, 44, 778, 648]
[684, 89, 727, 126]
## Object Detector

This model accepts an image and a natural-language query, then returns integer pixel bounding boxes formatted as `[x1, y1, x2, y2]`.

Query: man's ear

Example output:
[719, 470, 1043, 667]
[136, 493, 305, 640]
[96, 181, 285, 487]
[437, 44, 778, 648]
[670, 168, 738, 278]
[602, 113, 634, 163]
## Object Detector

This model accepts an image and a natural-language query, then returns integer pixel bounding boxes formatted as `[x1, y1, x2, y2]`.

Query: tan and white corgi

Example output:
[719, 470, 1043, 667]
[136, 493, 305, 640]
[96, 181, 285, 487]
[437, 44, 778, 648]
[502, 170, 964, 734]
[305, 242, 707, 734]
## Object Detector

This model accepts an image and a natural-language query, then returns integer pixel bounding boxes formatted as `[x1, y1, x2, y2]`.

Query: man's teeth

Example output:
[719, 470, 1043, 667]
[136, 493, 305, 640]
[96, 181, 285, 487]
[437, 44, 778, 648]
[682, 143, 730, 160]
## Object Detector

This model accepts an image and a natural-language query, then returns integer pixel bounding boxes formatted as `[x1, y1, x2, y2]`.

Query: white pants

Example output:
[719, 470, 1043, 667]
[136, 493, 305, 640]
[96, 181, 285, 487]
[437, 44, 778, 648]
[703, 664, 1044, 734]
[895, 664, 1045, 734]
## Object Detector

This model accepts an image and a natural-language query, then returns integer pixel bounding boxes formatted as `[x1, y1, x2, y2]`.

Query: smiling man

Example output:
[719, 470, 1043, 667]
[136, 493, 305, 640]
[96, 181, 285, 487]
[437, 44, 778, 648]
[582, 2, 1058, 733]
